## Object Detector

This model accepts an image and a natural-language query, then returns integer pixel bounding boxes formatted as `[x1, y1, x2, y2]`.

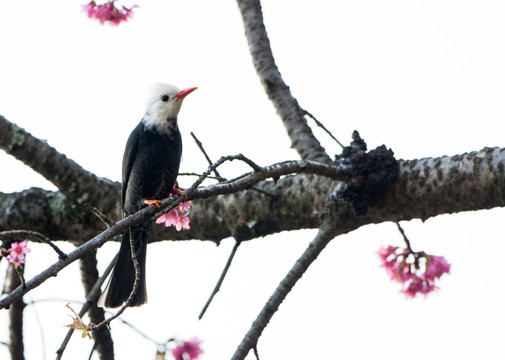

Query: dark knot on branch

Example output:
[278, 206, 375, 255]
[336, 131, 399, 215]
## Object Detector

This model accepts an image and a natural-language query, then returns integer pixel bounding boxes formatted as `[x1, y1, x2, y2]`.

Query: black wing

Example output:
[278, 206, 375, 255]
[121, 122, 142, 214]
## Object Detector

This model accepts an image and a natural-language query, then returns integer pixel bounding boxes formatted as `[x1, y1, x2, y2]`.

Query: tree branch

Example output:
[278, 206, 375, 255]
[6, 265, 25, 360]
[1, 147, 505, 244]
[0, 115, 120, 212]
[0, 230, 67, 259]
[0, 187, 115, 245]
[190, 132, 225, 181]
[303, 109, 344, 149]
[199, 240, 241, 319]
[78, 250, 114, 359]
[231, 221, 338, 360]
[236, 0, 331, 163]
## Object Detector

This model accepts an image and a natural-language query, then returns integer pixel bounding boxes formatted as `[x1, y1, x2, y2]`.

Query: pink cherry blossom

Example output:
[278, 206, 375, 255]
[155, 183, 192, 231]
[10, 240, 31, 257]
[378, 245, 450, 298]
[401, 275, 436, 298]
[424, 255, 451, 280]
[172, 338, 203, 360]
[178, 201, 192, 213]
[156, 201, 192, 231]
[7, 254, 25, 268]
[176, 213, 190, 231]
[82, 1, 97, 17]
[156, 209, 177, 226]
[5, 240, 31, 268]
[82, 1, 137, 25]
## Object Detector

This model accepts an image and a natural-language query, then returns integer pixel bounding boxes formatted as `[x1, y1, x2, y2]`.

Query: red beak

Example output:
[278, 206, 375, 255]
[176, 87, 198, 99]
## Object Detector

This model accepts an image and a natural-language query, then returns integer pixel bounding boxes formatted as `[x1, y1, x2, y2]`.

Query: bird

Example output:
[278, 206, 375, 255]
[98, 83, 197, 308]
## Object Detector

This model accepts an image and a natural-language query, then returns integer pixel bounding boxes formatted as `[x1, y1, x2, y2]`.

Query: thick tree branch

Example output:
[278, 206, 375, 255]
[0, 115, 120, 213]
[1, 148, 505, 245]
[0, 187, 109, 244]
[236, 0, 331, 163]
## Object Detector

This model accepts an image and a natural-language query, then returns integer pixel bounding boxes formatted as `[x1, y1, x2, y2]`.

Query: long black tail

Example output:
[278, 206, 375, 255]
[98, 226, 148, 308]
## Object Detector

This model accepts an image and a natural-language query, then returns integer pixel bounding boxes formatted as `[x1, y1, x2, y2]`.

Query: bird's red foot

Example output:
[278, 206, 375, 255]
[169, 187, 184, 196]
[144, 199, 162, 209]
[169, 182, 184, 196]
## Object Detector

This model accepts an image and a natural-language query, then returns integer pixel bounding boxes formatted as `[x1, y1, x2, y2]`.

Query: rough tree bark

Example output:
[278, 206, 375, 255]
[4, 266, 24, 360]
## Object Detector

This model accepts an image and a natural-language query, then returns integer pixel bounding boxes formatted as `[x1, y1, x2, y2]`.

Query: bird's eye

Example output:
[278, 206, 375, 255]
[161, 95, 169, 102]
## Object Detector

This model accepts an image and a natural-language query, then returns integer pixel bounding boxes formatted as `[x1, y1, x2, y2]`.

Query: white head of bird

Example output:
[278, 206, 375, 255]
[142, 83, 197, 133]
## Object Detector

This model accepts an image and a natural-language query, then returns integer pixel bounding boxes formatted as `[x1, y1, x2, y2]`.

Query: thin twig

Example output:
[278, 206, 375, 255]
[84, 203, 116, 228]
[303, 109, 344, 149]
[199, 154, 265, 186]
[111, 314, 161, 344]
[178, 172, 222, 181]
[184, 169, 275, 197]
[28, 293, 160, 355]
[14, 265, 26, 289]
[190, 132, 226, 181]
[188, 157, 346, 204]
[0, 230, 67, 259]
[250, 187, 276, 198]
[155, 154, 265, 218]
[24, 298, 84, 306]
[253, 346, 260, 360]
[190, 133, 273, 198]
[199, 240, 241, 319]
[55, 255, 117, 359]
[234, 154, 264, 172]
[181, 154, 262, 202]
[396, 222, 414, 252]
[87, 342, 97, 360]
[88, 234, 139, 331]
[26, 295, 47, 360]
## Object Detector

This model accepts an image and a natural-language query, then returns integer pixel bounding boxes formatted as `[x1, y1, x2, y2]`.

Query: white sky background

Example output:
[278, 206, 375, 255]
[1, 1, 504, 359]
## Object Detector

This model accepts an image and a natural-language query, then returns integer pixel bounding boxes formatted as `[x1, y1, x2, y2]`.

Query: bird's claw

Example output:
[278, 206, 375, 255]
[144, 199, 162, 209]
[169, 187, 184, 196]
[169, 181, 184, 196]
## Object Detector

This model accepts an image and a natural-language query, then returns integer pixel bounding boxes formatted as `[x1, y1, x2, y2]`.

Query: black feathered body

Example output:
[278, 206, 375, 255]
[101, 120, 182, 308]
[122, 121, 182, 215]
